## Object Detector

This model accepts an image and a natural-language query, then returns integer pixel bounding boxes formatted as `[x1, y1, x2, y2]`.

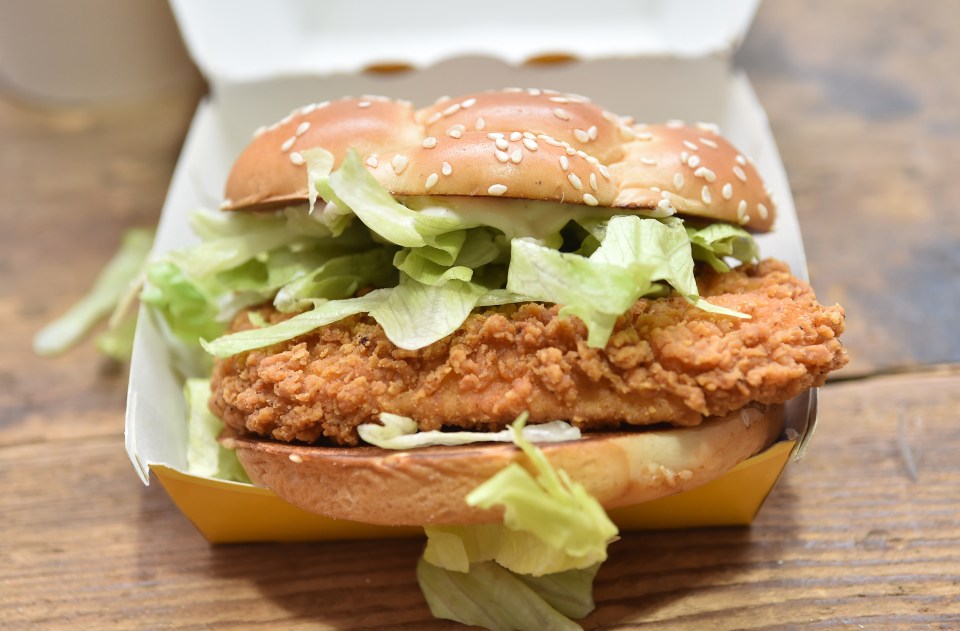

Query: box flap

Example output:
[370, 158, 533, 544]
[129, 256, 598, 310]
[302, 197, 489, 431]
[169, 0, 760, 87]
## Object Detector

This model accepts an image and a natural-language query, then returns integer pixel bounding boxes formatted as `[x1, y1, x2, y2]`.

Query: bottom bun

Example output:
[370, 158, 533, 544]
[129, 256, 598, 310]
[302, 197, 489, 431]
[223, 405, 785, 526]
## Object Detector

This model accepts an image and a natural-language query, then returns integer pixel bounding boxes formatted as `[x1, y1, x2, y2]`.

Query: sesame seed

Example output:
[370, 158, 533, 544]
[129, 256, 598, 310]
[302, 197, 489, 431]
[487, 132, 504, 140]
[680, 151, 689, 164]
[576, 150, 589, 159]
[358, 101, 371, 108]
[528, 88, 542, 96]
[448, 128, 463, 139]
[504, 87, 523, 93]
[574, 128, 590, 143]
[442, 161, 453, 176]
[657, 198, 676, 215]
[540, 134, 562, 147]
[317, 101, 330, 109]
[694, 167, 717, 182]
[496, 138, 509, 151]
[640, 157, 657, 166]
[598, 164, 611, 179]
[559, 156, 569, 171]
[252, 125, 267, 138]
[568, 173, 583, 190]
[588, 125, 598, 140]
[425, 173, 439, 189]
[757, 203, 769, 220]
[666, 119, 684, 128]
[523, 138, 538, 151]
[601, 110, 617, 121]
[365, 156, 378, 168]
[737, 200, 748, 223]
[296, 121, 311, 136]
[722, 183, 733, 200]
[636, 131, 653, 141]
[281, 136, 296, 152]
[550, 96, 570, 103]
[461, 98, 477, 108]
[435, 95, 451, 103]
[701, 186, 712, 204]
[427, 112, 442, 124]
[423, 137, 438, 149]
[696, 121, 720, 134]
[443, 103, 461, 116]
[688, 155, 701, 168]
[619, 126, 638, 140]
[589, 173, 598, 191]
[511, 149, 523, 164]
[651, 186, 661, 193]
[289, 152, 304, 165]
[583, 193, 599, 206]
[736, 154, 747, 166]
[510, 131, 522, 141]
[683, 140, 699, 151]
[553, 108, 571, 121]
[392, 154, 409, 174]
[300, 103, 317, 115]
[699, 137, 718, 149]
[566, 146, 576, 155]
[488, 184, 508, 196]
[523, 132, 536, 139]
[586, 155, 599, 165]
[475, 117, 486, 131]
[289, 454, 303, 463]
[674, 173, 685, 189]
[495, 150, 509, 163]
[733, 165, 747, 182]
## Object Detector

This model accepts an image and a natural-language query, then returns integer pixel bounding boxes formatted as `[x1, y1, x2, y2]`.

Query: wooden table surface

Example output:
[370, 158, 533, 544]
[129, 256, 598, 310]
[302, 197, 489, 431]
[2, 1, 959, 629]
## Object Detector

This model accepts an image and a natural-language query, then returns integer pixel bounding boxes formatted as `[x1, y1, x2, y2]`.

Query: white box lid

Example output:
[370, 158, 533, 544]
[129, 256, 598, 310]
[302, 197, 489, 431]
[170, 0, 761, 88]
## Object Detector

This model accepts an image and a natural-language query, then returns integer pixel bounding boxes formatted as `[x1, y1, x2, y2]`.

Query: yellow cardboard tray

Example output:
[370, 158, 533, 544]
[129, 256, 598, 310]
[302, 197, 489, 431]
[154, 440, 794, 544]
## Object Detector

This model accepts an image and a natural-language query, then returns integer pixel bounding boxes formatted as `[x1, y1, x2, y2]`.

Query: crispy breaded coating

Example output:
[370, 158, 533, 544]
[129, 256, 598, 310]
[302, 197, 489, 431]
[210, 259, 848, 445]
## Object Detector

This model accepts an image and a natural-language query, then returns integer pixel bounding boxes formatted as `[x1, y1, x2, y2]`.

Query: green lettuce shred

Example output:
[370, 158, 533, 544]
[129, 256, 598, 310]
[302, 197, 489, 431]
[417, 558, 599, 631]
[34, 228, 154, 357]
[416, 415, 616, 630]
[184, 378, 250, 483]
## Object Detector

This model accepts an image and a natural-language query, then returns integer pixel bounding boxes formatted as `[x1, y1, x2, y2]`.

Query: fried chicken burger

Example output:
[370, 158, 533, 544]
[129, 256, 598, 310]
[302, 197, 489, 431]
[167, 89, 848, 527]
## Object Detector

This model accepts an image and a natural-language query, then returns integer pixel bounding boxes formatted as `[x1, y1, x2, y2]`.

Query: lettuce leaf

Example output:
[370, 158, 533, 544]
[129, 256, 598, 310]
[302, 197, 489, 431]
[34, 228, 154, 356]
[687, 222, 760, 272]
[416, 415, 614, 630]
[417, 558, 598, 631]
[507, 215, 748, 347]
[184, 378, 250, 483]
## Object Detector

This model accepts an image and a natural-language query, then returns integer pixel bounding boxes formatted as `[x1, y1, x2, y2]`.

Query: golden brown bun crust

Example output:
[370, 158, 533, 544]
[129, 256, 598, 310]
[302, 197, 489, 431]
[223, 404, 784, 526]
[223, 89, 776, 231]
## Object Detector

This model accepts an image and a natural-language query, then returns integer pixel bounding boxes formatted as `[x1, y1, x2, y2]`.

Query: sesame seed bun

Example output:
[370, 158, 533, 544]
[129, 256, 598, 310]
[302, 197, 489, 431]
[222, 404, 784, 526]
[223, 90, 776, 231]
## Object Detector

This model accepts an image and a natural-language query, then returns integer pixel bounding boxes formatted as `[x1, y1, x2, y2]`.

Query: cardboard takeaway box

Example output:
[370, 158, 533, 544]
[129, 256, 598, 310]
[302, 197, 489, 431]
[125, 0, 817, 543]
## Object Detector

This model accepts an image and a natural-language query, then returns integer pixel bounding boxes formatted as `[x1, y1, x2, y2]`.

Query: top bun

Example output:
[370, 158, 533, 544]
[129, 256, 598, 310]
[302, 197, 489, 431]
[224, 89, 776, 232]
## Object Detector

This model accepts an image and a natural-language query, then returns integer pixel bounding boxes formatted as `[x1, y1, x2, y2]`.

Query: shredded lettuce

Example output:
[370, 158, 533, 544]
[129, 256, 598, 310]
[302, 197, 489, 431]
[687, 222, 760, 272]
[144, 145, 759, 361]
[358, 413, 581, 449]
[417, 558, 598, 631]
[417, 415, 615, 629]
[507, 215, 749, 347]
[184, 378, 250, 483]
[34, 228, 154, 356]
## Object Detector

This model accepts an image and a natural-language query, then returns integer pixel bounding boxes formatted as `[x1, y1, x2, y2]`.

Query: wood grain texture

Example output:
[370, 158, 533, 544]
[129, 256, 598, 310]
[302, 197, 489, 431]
[2, 0, 960, 629]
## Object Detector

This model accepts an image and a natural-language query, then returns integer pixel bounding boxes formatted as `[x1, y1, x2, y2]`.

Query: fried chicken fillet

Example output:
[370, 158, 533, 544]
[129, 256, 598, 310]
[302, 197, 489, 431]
[211, 259, 847, 446]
